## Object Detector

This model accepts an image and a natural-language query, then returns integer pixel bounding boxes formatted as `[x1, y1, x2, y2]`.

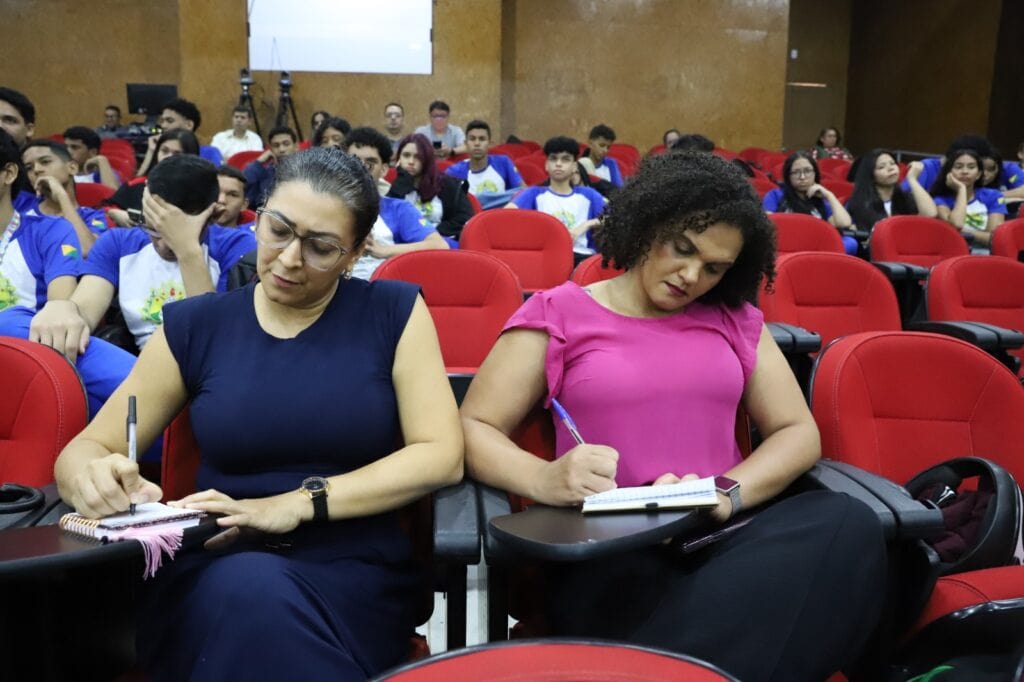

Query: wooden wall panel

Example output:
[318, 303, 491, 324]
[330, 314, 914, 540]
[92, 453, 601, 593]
[0, 0, 179, 138]
[509, 0, 790, 152]
[846, 0, 1001, 155]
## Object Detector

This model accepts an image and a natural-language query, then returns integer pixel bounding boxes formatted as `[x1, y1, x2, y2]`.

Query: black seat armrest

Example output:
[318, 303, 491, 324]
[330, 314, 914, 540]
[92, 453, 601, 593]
[904, 320, 1024, 350]
[797, 463, 898, 539]
[767, 322, 821, 354]
[477, 482, 514, 563]
[872, 261, 930, 281]
[816, 460, 945, 540]
[433, 479, 481, 564]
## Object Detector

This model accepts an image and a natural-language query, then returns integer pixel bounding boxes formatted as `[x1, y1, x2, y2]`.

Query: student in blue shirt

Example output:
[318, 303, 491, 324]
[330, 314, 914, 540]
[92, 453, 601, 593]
[136, 98, 221, 177]
[63, 126, 121, 190]
[0, 129, 136, 420]
[578, 124, 624, 188]
[762, 151, 856, 254]
[243, 126, 298, 208]
[507, 136, 606, 263]
[22, 140, 108, 255]
[981, 149, 1024, 203]
[30, 154, 255, 356]
[342, 128, 449, 279]
[445, 120, 524, 206]
[930, 149, 1006, 248]
[215, 165, 253, 230]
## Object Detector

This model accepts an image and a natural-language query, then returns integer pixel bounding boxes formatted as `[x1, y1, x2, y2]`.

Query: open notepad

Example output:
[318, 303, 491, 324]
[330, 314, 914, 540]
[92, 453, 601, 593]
[60, 502, 205, 542]
[582, 477, 720, 513]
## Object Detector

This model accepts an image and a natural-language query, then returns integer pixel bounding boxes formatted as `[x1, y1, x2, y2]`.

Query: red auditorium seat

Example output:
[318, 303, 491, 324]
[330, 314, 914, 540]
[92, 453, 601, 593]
[75, 182, 116, 208]
[821, 178, 853, 204]
[489, 143, 529, 159]
[811, 331, 1024, 663]
[926, 255, 1024, 374]
[226, 150, 262, 170]
[760, 252, 901, 349]
[99, 138, 134, 158]
[466, 192, 482, 215]
[647, 144, 667, 156]
[768, 213, 846, 255]
[519, 140, 541, 153]
[749, 177, 778, 198]
[385, 166, 398, 184]
[570, 253, 624, 285]
[870, 216, 968, 269]
[514, 159, 547, 186]
[991, 217, 1024, 260]
[0, 337, 88, 487]
[817, 157, 851, 179]
[460, 210, 573, 293]
[238, 208, 256, 225]
[376, 640, 738, 681]
[104, 154, 135, 181]
[371, 250, 523, 372]
[738, 147, 770, 166]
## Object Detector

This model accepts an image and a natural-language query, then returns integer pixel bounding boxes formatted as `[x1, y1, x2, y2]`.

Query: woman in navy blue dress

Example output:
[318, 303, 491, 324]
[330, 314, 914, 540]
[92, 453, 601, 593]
[54, 147, 464, 680]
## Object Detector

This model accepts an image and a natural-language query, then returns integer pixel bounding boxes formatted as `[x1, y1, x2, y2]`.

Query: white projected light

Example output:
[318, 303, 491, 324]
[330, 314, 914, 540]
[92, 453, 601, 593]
[247, 0, 432, 74]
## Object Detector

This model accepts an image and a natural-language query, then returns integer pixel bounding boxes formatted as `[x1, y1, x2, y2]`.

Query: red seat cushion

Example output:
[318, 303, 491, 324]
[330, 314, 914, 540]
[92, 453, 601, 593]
[570, 254, 624, 285]
[371, 250, 523, 369]
[768, 213, 845, 255]
[906, 566, 1024, 638]
[760, 252, 901, 348]
[0, 338, 88, 486]
[991, 218, 1024, 260]
[870, 216, 968, 268]
[460, 211, 573, 292]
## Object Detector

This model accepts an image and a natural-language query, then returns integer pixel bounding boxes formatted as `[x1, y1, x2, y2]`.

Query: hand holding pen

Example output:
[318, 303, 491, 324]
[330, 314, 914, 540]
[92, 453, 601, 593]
[531, 399, 619, 507]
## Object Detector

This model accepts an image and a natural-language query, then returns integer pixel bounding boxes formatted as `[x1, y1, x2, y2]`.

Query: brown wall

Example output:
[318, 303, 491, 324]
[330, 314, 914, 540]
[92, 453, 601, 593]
[0, 0, 180, 139]
[782, 0, 852, 151]
[845, 0, 1001, 155]
[509, 0, 790, 151]
[1, 0, 789, 151]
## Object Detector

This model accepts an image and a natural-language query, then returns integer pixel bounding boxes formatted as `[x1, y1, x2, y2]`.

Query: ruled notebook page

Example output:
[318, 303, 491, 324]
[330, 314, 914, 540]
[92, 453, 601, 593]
[582, 477, 719, 513]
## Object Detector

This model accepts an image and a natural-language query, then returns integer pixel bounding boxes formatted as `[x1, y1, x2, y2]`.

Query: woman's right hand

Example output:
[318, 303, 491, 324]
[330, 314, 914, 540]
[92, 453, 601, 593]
[946, 172, 965, 192]
[62, 453, 163, 519]
[532, 444, 619, 506]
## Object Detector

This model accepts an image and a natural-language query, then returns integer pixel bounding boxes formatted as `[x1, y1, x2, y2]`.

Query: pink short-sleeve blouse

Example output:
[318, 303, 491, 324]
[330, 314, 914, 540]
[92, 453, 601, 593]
[503, 282, 763, 487]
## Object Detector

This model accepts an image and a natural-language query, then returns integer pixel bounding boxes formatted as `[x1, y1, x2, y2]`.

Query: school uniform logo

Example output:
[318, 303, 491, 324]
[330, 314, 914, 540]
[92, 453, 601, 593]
[0, 274, 16, 311]
[141, 280, 185, 324]
[61, 244, 80, 259]
[476, 179, 499, 194]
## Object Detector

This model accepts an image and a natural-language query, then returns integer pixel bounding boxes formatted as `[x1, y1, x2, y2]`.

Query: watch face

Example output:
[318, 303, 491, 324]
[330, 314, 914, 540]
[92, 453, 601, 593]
[714, 476, 739, 493]
[302, 477, 328, 493]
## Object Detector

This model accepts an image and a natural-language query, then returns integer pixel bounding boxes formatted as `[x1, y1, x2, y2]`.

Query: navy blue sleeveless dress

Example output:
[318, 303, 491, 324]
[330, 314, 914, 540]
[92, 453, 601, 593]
[137, 278, 422, 681]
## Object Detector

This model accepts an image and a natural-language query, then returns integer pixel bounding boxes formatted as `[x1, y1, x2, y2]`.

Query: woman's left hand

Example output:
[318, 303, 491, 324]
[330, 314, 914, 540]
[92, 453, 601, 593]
[172, 488, 310, 536]
[806, 183, 830, 199]
[653, 472, 733, 523]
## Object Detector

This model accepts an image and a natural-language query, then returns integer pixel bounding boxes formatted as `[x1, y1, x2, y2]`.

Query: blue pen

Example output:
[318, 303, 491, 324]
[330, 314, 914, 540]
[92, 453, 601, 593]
[551, 398, 585, 445]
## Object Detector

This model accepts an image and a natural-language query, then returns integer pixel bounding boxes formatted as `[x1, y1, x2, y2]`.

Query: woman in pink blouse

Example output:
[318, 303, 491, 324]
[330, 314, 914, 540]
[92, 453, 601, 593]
[461, 152, 886, 682]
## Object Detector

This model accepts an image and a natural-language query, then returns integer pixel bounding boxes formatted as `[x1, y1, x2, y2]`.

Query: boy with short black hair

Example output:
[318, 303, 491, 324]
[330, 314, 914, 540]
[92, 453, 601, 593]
[22, 140, 109, 254]
[151, 97, 222, 167]
[445, 120, 523, 201]
[215, 165, 251, 229]
[414, 100, 466, 159]
[507, 136, 606, 262]
[0, 86, 35, 149]
[243, 125, 297, 207]
[578, 123, 623, 188]
[63, 125, 120, 190]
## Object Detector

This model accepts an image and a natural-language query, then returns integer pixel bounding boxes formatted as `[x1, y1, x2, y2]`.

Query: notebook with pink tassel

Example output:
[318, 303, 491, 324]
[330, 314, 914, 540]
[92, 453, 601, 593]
[60, 503, 205, 577]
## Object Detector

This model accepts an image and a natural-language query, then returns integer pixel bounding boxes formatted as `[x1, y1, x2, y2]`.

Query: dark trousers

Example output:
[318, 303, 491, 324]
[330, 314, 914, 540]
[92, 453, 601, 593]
[545, 491, 887, 682]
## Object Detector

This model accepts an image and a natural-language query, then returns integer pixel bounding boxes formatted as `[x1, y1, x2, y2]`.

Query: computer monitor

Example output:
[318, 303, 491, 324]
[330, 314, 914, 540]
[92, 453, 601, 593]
[126, 83, 178, 118]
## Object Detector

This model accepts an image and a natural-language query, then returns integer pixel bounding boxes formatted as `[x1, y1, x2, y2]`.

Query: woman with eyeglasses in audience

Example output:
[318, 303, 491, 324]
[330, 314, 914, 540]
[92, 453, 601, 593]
[54, 147, 463, 681]
[763, 150, 856, 253]
[847, 150, 937, 232]
[931, 148, 1007, 249]
[461, 151, 885, 682]
[389, 133, 473, 244]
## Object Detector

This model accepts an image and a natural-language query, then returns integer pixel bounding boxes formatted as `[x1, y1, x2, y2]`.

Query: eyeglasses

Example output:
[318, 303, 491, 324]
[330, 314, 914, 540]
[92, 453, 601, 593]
[359, 157, 381, 171]
[127, 208, 160, 237]
[430, 113, 449, 119]
[255, 208, 349, 271]
[385, 112, 403, 118]
[789, 168, 815, 177]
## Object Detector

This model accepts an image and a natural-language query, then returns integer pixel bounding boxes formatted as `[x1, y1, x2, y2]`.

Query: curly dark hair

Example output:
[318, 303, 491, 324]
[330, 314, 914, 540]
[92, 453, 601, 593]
[596, 151, 776, 307]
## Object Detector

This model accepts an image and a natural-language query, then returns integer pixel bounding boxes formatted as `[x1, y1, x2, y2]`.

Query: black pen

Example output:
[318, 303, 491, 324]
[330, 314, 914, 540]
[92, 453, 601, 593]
[127, 395, 137, 515]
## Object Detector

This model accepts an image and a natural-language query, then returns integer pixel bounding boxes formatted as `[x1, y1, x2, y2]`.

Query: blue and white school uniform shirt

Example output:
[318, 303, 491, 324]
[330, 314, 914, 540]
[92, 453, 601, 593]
[352, 197, 437, 281]
[933, 188, 1007, 232]
[900, 157, 942, 194]
[446, 155, 524, 195]
[763, 188, 834, 220]
[593, 157, 624, 188]
[511, 186, 607, 254]
[23, 205, 109, 235]
[81, 226, 255, 348]
[402, 190, 444, 229]
[0, 212, 81, 313]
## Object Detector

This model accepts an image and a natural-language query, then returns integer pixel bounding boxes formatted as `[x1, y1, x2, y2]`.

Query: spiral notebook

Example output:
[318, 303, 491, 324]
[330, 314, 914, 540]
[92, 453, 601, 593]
[582, 477, 720, 513]
[59, 503, 205, 577]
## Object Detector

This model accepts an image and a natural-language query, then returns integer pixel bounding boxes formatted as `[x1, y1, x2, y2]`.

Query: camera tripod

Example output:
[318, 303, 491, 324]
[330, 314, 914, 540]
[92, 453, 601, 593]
[237, 68, 261, 138]
[275, 72, 304, 142]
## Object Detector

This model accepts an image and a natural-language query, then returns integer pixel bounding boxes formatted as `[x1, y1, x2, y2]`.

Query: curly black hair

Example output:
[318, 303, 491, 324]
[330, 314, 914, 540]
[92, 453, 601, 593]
[596, 151, 776, 307]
